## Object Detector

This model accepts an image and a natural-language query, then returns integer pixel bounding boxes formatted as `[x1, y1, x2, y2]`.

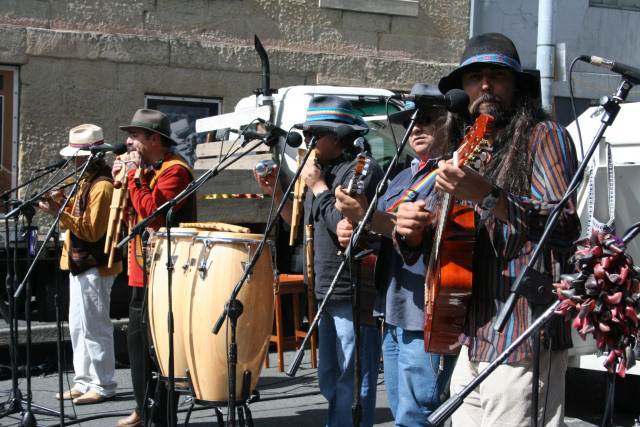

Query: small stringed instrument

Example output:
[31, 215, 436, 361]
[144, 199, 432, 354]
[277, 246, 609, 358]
[346, 137, 369, 196]
[424, 113, 494, 354]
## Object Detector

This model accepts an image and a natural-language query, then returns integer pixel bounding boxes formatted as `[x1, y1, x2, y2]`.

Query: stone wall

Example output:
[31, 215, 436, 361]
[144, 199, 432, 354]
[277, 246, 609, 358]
[0, 0, 469, 179]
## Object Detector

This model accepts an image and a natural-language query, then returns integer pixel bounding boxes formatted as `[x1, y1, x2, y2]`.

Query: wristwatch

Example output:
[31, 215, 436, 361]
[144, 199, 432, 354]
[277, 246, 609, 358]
[479, 184, 500, 211]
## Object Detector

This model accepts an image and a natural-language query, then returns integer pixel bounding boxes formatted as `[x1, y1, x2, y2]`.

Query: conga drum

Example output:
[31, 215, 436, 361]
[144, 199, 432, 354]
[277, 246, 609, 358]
[148, 227, 205, 387]
[184, 232, 276, 402]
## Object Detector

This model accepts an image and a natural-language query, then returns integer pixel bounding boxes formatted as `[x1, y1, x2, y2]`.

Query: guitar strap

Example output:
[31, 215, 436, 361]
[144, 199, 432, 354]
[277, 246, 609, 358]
[386, 167, 438, 213]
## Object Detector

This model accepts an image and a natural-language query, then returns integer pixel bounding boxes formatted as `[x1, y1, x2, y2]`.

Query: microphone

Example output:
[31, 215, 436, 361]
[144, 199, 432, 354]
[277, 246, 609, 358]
[391, 88, 470, 113]
[286, 132, 303, 148]
[232, 129, 303, 148]
[578, 55, 640, 85]
[257, 118, 288, 138]
[90, 142, 128, 155]
[35, 158, 66, 172]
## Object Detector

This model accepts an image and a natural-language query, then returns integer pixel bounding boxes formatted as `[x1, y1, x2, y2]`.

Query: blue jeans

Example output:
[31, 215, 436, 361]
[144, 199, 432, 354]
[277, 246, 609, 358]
[318, 299, 381, 427]
[382, 324, 456, 427]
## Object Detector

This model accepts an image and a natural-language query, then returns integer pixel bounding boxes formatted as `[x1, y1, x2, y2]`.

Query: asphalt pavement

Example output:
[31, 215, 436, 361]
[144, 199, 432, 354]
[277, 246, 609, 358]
[0, 320, 638, 426]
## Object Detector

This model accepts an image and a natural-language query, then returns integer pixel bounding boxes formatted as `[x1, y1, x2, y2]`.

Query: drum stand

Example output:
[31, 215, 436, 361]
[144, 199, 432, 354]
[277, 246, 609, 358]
[179, 369, 257, 427]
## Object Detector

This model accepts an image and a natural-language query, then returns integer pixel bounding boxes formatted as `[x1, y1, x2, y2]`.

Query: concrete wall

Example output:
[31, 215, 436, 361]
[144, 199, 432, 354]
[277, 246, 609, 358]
[0, 0, 471, 178]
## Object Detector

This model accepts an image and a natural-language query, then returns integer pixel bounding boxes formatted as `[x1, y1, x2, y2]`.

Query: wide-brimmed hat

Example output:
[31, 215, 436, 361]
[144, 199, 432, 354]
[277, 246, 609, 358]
[60, 124, 106, 157]
[388, 83, 447, 126]
[296, 95, 369, 134]
[119, 109, 178, 146]
[438, 32, 540, 96]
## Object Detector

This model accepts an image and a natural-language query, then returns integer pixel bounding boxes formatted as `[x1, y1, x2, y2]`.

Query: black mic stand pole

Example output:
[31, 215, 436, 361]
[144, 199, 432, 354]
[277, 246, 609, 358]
[1, 161, 92, 425]
[163, 208, 178, 427]
[210, 137, 319, 426]
[286, 106, 420, 378]
[429, 78, 633, 427]
[0, 165, 71, 420]
[8, 161, 97, 427]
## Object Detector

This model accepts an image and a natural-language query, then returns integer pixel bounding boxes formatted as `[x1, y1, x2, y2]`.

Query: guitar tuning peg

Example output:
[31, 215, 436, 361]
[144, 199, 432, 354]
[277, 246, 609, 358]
[474, 158, 482, 169]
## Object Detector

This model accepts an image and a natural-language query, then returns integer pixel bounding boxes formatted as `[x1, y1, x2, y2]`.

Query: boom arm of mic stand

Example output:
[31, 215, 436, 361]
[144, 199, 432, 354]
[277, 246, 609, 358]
[286, 110, 419, 377]
[493, 82, 629, 333]
[116, 139, 266, 250]
[428, 299, 562, 426]
[0, 166, 67, 201]
[13, 154, 99, 299]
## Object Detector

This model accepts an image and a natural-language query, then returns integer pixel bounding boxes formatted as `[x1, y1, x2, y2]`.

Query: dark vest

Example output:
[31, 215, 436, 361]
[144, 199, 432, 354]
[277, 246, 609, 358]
[68, 164, 122, 275]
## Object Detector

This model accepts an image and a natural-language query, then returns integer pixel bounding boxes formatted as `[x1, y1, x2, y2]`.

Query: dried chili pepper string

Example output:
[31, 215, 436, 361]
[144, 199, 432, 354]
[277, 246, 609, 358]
[554, 232, 640, 377]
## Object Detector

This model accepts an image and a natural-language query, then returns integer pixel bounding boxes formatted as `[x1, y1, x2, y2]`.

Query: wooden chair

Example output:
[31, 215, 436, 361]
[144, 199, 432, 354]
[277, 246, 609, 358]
[265, 273, 317, 372]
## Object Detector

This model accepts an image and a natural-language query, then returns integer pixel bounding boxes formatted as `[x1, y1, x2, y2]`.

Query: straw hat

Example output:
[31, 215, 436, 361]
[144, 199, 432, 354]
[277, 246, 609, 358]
[60, 124, 105, 157]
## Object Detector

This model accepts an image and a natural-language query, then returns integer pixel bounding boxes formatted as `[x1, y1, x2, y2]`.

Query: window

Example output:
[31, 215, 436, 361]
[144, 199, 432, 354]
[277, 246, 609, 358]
[145, 95, 222, 167]
[0, 65, 18, 195]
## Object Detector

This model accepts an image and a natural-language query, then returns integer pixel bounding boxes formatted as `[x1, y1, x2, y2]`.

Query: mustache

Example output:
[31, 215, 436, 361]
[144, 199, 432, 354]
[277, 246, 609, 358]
[470, 94, 505, 113]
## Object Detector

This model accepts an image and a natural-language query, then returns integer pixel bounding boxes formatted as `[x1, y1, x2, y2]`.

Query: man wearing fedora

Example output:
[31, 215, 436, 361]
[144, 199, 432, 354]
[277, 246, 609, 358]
[39, 124, 122, 405]
[254, 96, 384, 427]
[396, 33, 581, 426]
[334, 84, 467, 425]
[112, 109, 197, 427]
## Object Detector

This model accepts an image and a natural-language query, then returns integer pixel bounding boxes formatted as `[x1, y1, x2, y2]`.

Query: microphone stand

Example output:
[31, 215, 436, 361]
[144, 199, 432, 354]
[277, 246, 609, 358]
[0, 165, 81, 426]
[210, 137, 318, 426]
[429, 78, 633, 426]
[0, 167, 63, 420]
[286, 107, 419, 378]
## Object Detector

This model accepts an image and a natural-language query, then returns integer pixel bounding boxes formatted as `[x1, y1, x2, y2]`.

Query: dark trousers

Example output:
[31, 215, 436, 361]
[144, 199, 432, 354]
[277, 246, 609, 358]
[128, 287, 178, 426]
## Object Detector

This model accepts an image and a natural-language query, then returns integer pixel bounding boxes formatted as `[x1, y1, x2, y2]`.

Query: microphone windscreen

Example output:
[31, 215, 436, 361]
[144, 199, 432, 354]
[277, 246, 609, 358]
[286, 132, 303, 148]
[113, 142, 128, 155]
[445, 89, 470, 114]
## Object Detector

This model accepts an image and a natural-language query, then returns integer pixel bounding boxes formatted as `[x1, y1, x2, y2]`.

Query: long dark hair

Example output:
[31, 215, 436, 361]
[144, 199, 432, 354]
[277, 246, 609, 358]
[482, 85, 548, 196]
[430, 110, 468, 158]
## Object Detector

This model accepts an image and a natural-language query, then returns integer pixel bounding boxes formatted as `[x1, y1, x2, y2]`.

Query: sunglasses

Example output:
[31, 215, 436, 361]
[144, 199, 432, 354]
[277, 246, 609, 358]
[403, 113, 433, 129]
[303, 129, 335, 139]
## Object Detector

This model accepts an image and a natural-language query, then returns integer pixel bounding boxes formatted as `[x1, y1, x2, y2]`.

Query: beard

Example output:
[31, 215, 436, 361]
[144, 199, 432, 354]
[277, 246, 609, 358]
[469, 94, 513, 128]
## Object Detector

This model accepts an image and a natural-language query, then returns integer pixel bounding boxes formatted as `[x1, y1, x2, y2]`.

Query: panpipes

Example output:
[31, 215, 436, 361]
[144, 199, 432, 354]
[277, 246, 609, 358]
[104, 166, 129, 268]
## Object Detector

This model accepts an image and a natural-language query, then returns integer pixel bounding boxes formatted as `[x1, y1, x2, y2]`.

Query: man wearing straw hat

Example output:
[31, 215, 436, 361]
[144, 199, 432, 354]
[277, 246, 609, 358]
[113, 109, 197, 427]
[254, 95, 384, 427]
[39, 124, 122, 405]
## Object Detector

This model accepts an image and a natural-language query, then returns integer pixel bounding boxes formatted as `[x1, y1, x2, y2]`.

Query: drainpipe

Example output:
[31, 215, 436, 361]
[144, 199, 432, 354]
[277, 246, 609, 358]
[536, 0, 555, 114]
[469, 0, 481, 38]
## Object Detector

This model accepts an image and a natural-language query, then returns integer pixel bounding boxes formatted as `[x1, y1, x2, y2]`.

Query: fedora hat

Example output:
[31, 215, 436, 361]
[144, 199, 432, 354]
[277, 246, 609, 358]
[438, 32, 540, 96]
[119, 109, 178, 146]
[60, 124, 105, 157]
[296, 95, 369, 133]
[388, 83, 447, 126]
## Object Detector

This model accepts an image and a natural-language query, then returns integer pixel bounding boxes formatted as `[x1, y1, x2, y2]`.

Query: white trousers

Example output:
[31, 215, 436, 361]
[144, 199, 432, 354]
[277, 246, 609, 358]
[68, 268, 118, 397]
[450, 344, 567, 427]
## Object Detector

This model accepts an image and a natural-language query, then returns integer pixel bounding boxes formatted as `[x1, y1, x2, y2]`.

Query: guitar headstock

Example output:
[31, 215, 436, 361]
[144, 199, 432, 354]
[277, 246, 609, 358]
[347, 137, 369, 196]
[453, 114, 494, 170]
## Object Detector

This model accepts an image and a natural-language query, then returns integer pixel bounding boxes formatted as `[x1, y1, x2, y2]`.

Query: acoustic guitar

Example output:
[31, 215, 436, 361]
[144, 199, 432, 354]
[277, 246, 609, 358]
[424, 114, 494, 354]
